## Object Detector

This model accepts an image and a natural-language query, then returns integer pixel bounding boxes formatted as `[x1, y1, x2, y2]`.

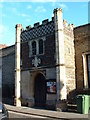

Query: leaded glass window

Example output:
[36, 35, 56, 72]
[32, 41, 36, 55]
[39, 40, 43, 54]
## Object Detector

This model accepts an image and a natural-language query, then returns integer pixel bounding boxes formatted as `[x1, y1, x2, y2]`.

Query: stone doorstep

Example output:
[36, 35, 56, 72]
[4, 104, 88, 120]
[56, 100, 68, 112]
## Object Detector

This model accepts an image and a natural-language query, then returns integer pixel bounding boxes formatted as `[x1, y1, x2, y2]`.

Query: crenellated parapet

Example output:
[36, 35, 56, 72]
[26, 25, 31, 30]
[63, 19, 68, 27]
[63, 19, 75, 30]
[22, 17, 74, 32]
[20, 8, 75, 42]
[34, 22, 40, 28]
[24, 18, 54, 31]
[21, 18, 55, 42]
[63, 19, 75, 38]
[42, 19, 48, 25]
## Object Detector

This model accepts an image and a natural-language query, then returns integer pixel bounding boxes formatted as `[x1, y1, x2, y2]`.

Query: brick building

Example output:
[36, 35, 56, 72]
[15, 8, 75, 109]
[74, 24, 90, 94]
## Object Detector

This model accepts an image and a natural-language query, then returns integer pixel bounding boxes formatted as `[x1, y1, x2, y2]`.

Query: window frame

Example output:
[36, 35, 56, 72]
[39, 39, 44, 55]
[32, 41, 37, 55]
[28, 37, 46, 57]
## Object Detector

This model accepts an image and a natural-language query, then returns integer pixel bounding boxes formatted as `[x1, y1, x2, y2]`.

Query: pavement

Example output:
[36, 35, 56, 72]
[5, 104, 89, 120]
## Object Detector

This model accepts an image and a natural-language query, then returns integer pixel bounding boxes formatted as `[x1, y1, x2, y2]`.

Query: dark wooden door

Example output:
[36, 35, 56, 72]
[34, 73, 46, 107]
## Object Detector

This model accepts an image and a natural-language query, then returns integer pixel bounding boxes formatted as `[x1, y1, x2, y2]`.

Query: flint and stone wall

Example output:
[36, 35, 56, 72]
[2, 45, 15, 105]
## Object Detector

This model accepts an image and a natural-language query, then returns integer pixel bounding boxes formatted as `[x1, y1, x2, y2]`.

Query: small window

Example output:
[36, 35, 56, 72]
[39, 40, 43, 54]
[32, 41, 36, 55]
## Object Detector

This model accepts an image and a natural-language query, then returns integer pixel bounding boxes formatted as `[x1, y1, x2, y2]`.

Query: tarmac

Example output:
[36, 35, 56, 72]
[5, 104, 89, 120]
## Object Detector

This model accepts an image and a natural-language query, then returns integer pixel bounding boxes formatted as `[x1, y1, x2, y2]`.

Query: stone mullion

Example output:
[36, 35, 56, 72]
[36, 40, 39, 55]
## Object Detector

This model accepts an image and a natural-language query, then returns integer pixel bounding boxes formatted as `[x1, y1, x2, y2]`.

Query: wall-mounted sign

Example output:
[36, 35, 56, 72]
[47, 81, 56, 94]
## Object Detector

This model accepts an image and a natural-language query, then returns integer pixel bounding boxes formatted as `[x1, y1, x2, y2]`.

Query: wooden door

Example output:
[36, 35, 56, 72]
[34, 73, 46, 107]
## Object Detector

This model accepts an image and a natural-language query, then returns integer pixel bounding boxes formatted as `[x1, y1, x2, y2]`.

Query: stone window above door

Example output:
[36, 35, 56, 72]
[32, 41, 36, 55]
[39, 39, 44, 54]
[28, 37, 46, 57]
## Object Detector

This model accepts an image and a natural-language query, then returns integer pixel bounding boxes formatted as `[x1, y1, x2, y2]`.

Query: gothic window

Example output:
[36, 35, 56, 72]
[29, 37, 45, 57]
[39, 39, 43, 54]
[32, 41, 36, 55]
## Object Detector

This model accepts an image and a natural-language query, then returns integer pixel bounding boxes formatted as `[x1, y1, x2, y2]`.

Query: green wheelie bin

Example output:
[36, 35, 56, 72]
[76, 95, 89, 114]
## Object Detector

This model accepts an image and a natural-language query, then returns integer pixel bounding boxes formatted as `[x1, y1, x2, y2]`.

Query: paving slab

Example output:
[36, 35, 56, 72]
[5, 104, 89, 120]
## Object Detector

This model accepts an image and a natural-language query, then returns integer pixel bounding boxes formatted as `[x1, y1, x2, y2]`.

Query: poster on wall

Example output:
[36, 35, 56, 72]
[47, 81, 56, 93]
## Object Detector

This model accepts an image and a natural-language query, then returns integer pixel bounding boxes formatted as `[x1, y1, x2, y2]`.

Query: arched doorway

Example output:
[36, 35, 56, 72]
[34, 73, 46, 107]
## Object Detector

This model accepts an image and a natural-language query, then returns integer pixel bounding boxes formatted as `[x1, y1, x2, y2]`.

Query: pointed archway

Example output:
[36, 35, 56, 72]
[34, 73, 46, 107]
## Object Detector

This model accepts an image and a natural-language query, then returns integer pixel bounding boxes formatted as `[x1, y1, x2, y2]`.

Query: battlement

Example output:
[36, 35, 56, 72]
[20, 8, 74, 42]
[24, 17, 54, 31]
[21, 17, 55, 42]
[54, 8, 63, 13]
[34, 22, 40, 28]
[63, 19, 75, 30]
[26, 25, 31, 30]
[24, 17, 74, 32]
[42, 19, 48, 25]
[15, 24, 23, 28]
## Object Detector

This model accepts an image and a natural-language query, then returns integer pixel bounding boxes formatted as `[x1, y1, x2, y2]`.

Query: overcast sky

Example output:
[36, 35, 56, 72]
[0, 2, 89, 46]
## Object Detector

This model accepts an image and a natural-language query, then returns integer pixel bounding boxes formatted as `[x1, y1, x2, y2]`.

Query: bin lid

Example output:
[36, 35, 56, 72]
[77, 95, 84, 97]
[77, 95, 89, 98]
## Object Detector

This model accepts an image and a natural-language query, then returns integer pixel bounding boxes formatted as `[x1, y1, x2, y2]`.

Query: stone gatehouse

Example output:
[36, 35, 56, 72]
[2, 7, 90, 110]
[15, 8, 75, 108]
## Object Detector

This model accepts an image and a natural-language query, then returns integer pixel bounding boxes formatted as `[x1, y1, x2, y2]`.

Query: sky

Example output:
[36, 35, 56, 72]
[0, 1, 89, 46]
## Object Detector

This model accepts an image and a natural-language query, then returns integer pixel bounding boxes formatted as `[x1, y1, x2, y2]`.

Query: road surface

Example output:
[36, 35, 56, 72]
[8, 110, 89, 120]
[8, 110, 63, 120]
